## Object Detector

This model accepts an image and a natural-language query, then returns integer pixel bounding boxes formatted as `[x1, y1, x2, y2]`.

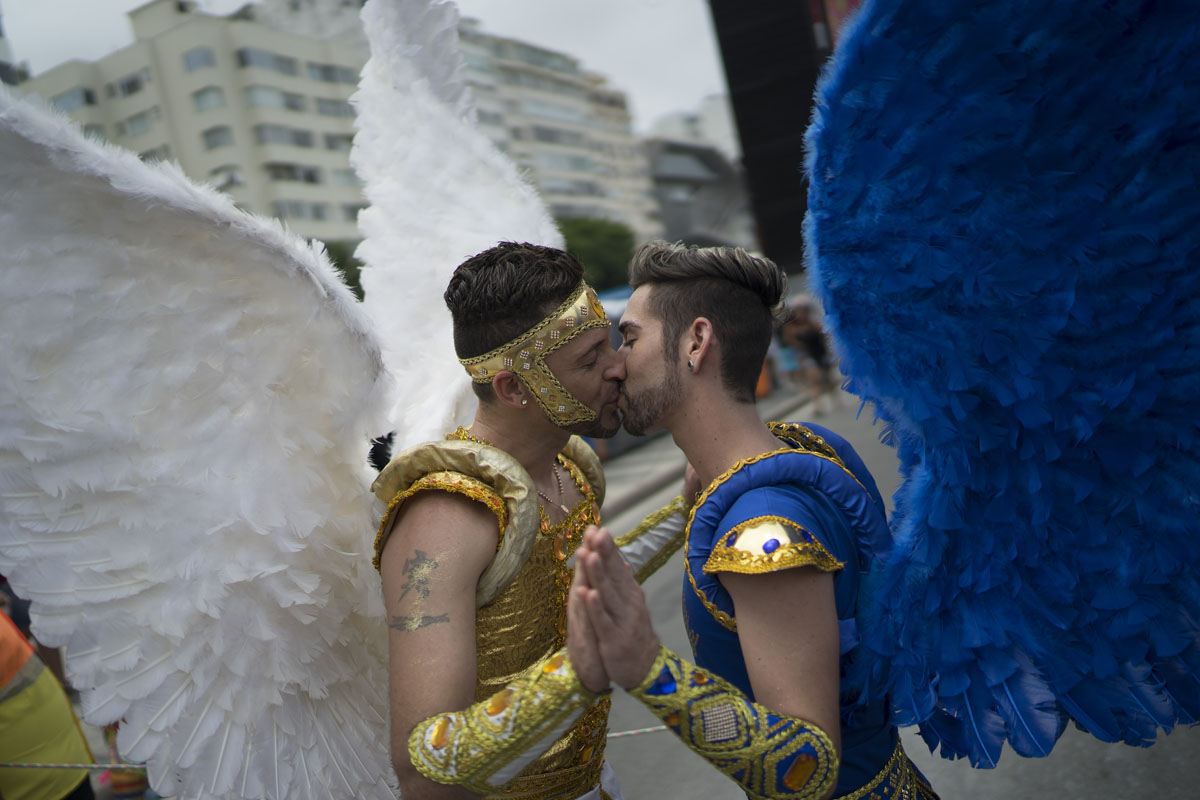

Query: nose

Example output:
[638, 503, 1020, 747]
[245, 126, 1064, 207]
[601, 346, 626, 382]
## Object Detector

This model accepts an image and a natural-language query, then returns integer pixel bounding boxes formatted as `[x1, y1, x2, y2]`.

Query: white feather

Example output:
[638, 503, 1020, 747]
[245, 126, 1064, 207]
[0, 85, 395, 799]
[353, 0, 565, 449]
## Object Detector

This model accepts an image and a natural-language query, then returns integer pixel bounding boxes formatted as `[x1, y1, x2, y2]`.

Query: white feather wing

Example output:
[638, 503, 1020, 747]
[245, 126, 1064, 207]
[0, 89, 395, 799]
[353, 0, 564, 449]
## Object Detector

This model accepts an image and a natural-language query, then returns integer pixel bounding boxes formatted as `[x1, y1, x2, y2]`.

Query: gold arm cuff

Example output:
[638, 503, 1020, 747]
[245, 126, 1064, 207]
[629, 645, 839, 800]
[408, 650, 608, 794]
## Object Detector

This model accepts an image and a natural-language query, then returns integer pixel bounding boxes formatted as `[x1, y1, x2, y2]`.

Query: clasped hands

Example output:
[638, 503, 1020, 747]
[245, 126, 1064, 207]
[567, 525, 663, 693]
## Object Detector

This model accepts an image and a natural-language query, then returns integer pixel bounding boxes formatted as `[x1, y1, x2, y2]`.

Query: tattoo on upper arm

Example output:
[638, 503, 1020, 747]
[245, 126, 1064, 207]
[389, 613, 450, 631]
[397, 549, 438, 603]
[389, 550, 449, 632]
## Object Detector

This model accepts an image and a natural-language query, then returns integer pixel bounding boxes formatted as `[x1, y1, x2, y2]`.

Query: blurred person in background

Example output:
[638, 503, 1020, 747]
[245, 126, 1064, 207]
[0, 607, 95, 800]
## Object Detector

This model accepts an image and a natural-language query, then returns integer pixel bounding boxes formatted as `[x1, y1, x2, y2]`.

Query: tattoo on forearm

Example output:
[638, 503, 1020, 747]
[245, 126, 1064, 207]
[397, 549, 438, 603]
[389, 613, 450, 631]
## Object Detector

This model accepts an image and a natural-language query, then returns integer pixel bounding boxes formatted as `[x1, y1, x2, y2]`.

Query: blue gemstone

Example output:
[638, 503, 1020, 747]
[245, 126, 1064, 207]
[645, 667, 676, 696]
[763, 538, 780, 554]
[727, 532, 737, 545]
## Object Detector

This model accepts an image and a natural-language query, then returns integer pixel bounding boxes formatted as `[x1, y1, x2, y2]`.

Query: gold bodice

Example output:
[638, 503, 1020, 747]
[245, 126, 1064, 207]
[475, 454, 610, 798]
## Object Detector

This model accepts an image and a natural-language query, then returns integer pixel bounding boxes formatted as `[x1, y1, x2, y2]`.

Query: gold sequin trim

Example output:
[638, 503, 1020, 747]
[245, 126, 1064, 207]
[833, 737, 939, 800]
[684, 423, 866, 632]
[373, 471, 508, 570]
[704, 516, 843, 576]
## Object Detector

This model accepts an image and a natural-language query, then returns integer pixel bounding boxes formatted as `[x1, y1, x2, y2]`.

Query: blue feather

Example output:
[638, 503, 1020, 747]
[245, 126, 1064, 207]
[809, 0, 1200, 765]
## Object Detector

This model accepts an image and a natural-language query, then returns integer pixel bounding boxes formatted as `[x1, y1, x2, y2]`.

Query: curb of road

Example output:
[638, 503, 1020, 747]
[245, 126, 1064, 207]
[604, 393, 816, 513]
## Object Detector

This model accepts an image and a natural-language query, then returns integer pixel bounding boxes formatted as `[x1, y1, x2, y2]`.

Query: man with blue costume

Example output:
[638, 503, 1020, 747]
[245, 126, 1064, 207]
[566, 241, 938, 799]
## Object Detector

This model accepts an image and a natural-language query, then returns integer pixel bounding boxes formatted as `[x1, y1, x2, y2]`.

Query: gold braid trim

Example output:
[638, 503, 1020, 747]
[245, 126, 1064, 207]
[629, 646, 838, 800]
[833, 738, 939, 800]
[373, 471, 507, 570]
[409, 650, 609, 795]
[704, 516, 843, 576]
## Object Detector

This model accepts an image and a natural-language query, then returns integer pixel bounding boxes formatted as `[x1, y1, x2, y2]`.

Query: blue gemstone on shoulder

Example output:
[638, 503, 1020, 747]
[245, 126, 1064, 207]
[762, 537, 780, 554]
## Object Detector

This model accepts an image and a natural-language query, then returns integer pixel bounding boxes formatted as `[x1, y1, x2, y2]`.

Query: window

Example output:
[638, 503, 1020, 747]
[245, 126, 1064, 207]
[315, 98, 354, 117]
[139, 144, 171, 163]
[183, 47, 216, 72]
[531, 125, 586, 147]
[209, 164, 244, 189]
[476, 109, 503, 126]
[203, 125, 234, 149]
[254, 124, 313, 148]
[522, 98, 584, 124]
[330, 168, 361, 187]
[272, 200, 328, 221]
[306, 61, 358, 84]
[265, 163, 321, 183]
[192, 86, 226, 112]
[125, 108, 158, 137]
[236, 48, 298, 76]
[323, 132, 353, 151]
[342, 203, 367, 222]
[535, 152, 594, 173]
[116, 68, 152, 98]
[244, 86, 306, 111]
[51, 87, 97, 113]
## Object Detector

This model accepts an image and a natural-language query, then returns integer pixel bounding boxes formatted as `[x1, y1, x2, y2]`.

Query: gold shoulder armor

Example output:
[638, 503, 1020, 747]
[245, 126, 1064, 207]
[703, 516, 843, 576]
[562, 435, 605, 508]
[371, 440, 538, 607]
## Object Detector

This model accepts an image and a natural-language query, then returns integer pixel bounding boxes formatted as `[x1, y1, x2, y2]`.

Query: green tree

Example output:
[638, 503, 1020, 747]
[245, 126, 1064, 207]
[556, 217, 635, 291]
[323, 239, 365, 300]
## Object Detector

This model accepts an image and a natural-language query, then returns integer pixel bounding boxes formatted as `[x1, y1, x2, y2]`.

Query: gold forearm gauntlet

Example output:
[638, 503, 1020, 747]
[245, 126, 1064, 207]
[629, 646, 838, 800]
[408, 650, 607, 793]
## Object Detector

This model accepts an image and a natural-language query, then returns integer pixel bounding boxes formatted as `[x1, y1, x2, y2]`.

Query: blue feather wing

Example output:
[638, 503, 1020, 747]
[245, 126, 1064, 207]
[807, 0, 1200, 766]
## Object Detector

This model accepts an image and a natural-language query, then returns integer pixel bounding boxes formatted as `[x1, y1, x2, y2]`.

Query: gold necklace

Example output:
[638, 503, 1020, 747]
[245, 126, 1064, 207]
[537, 461, 570, 515]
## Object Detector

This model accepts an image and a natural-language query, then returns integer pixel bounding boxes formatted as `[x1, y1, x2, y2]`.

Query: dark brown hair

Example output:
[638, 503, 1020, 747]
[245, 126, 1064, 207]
[445, 242, 584, 399]
[628, 240, 785, 402]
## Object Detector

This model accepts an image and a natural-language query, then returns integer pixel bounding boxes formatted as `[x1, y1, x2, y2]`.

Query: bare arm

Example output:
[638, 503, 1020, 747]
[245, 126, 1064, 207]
[721, 568, 843, 759]
[380, 491, 498, 800]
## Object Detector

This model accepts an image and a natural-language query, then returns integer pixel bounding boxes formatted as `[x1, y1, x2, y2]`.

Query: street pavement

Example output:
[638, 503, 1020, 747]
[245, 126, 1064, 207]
[598, 384, 1200, 799]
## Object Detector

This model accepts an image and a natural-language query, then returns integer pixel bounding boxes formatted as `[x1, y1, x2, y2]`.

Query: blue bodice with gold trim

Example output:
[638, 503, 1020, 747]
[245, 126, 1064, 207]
[682, 422, 897, 797]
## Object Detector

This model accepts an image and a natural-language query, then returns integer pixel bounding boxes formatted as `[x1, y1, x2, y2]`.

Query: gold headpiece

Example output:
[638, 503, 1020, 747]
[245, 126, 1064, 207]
[460, 282, 609, 426]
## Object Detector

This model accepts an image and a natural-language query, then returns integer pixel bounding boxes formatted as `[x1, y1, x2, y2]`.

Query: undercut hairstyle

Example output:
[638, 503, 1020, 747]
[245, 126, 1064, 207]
[629, 241, 785, 403]
[444, 242, 585, 400]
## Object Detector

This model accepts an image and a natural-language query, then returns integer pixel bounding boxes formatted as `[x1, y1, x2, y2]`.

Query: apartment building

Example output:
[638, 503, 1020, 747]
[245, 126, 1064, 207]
[18, 0, 367, 242]
[457, 19, 663, 242]
[18, 0, 661, 244]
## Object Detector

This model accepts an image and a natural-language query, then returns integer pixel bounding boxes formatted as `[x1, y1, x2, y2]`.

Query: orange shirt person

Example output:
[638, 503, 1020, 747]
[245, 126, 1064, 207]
[0, 610, 94, 800]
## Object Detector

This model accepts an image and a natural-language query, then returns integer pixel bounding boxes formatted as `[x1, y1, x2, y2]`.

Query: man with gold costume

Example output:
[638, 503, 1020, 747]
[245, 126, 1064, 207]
[372, 242, 687, 800]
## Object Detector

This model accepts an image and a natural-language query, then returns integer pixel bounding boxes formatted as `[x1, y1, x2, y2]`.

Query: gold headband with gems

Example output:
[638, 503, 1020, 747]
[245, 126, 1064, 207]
[460, 282, 609, 426]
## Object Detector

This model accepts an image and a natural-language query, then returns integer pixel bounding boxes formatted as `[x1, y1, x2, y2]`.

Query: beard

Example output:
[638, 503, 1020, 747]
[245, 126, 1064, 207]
[621, 362, 682, 436]
[564, 406, 621, 439]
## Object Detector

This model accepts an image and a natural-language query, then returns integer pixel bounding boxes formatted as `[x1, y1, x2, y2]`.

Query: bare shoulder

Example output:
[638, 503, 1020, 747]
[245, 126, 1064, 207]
[380, 489, 500, 592]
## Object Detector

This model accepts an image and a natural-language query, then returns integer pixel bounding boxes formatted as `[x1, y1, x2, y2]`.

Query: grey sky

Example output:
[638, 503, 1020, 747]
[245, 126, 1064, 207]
[1, 0, 729, 132]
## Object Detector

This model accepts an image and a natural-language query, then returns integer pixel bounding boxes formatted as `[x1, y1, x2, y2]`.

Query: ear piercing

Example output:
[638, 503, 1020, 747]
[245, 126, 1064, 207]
[687, 360, 694, 371]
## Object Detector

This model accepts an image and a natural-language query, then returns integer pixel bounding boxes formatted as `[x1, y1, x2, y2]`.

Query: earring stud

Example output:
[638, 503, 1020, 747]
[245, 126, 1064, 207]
[687, 360, 694, 371]
[521, 398, 528, 406]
